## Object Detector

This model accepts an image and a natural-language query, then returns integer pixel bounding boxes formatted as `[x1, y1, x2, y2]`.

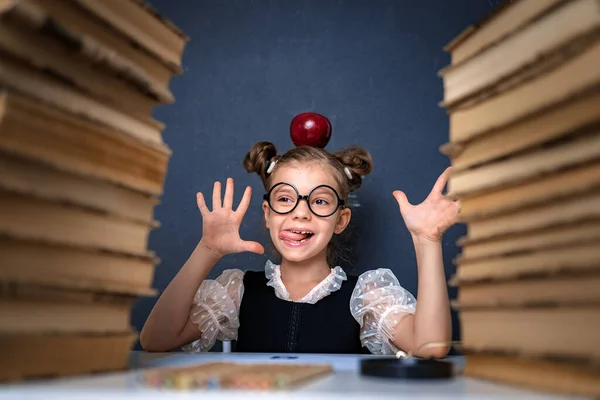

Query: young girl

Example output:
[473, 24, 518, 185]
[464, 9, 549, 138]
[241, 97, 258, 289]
[141, 141, 460, 357]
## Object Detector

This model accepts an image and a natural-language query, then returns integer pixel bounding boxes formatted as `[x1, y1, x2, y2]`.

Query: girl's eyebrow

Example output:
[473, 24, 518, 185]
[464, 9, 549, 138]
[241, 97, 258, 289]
[311, 190, 335, 196]
[274, 186, 295, 191]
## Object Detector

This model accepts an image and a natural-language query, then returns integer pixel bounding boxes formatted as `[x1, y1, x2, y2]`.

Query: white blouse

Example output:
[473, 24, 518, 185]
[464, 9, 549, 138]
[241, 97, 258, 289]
[182, 260, 417, 355]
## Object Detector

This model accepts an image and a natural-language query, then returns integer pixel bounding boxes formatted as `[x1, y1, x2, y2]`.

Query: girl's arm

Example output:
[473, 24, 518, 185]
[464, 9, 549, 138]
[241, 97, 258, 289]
[390, 235, 451, 358]
[140, 242, 222, 352]
[389, 167, 459, 358]
[140, 179, 264, 352]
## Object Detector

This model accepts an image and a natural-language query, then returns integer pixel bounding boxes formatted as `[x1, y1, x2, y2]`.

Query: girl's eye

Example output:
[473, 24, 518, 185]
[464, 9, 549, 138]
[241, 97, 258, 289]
[277, 196, 294, 203]
[313, 199, 329, 206]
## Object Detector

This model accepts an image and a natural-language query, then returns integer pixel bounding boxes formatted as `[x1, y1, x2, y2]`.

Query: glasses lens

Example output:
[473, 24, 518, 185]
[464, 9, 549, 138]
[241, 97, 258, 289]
[268, 183, 340, 216]
[269, 183, 298, 214]
[308, 186, 338, 217]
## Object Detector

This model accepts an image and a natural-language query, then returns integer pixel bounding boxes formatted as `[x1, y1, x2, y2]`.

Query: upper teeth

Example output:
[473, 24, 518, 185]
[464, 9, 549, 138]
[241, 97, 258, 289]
[292, 230, 312, 234]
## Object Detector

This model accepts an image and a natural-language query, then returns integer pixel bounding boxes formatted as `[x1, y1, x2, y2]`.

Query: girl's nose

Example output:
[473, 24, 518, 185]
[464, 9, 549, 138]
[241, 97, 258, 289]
[292, 198, 311, 219]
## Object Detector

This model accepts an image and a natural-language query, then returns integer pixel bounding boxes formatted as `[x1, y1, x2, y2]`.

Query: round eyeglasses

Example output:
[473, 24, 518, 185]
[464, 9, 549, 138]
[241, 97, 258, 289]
[263, 182, 345, 218]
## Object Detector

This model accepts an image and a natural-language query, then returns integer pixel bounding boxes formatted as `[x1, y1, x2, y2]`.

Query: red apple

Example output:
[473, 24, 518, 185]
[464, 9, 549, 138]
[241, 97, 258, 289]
[290, 112, 332, 148]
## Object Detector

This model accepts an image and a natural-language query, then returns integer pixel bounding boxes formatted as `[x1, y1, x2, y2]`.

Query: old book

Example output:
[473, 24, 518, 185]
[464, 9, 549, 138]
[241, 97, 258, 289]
[143, 362, 333, 390]
[0, 153, 157, 223]
[71, 0, 188, 69]
[464, 190, 600, 241]
[0, 154, 158, 224]
[0, 14, 160, 117]
[0, 236, 157, 296]
[0, 190, 156, 256]
[3, 0, 182, 97]
[458, 221, 600, 260]
[0, 332, 136, 381]
[455, 273, 600, 307]
[448, 34, 600, 143]
[447, 131, 600, 198]
[458, 306, 600, 361]
[440, 89, 600, 170]
[463, 353, 600, 397]
[1, 0, 176, 104]
[440, 0, 600, 106]
[0, 90, 170, 196]
[0, 50, 166, 147]
[444, 0, 565, 65]
[456, 241, 600, 283]
[0, 283, 136, 334]
[456, 160, 600, 220]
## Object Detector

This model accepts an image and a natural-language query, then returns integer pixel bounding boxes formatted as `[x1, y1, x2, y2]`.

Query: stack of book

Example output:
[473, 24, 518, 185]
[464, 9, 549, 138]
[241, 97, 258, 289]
[0, 0, 187, 381]
[439, 0, 600, 397]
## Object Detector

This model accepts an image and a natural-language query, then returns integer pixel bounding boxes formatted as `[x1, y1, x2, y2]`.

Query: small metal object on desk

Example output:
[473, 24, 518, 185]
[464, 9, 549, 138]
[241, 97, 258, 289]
[360, 343, 455, 380]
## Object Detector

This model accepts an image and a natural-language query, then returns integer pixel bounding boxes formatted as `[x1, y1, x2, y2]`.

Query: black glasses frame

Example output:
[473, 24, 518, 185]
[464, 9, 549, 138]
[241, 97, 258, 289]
[263, 182, 345, 218]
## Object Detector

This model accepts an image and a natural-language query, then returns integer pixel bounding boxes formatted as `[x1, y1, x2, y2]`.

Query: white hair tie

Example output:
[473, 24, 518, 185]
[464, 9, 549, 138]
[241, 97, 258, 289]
[266, 159, 277, 174]
[344, 167, 353, 180]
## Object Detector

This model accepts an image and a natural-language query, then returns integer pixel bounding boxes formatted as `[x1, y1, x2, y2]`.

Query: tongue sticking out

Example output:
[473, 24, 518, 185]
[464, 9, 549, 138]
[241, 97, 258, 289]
[279, 231, 312, 241]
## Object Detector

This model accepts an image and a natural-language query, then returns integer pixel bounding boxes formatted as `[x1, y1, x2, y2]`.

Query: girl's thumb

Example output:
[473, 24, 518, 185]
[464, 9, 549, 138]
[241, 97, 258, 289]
[393, 190, 410, 213]
[242, 241, 265, 255]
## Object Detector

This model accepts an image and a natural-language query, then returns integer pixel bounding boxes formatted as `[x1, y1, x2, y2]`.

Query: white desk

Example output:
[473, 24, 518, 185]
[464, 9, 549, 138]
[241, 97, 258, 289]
[0, 351, 589, 399]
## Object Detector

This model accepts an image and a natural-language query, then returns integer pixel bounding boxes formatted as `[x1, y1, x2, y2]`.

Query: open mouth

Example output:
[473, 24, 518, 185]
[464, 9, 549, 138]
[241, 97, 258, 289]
[279, 229, 315, 245]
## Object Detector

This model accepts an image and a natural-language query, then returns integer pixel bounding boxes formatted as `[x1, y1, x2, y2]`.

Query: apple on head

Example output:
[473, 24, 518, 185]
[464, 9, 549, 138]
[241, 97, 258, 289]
[290, 112, 332, 148]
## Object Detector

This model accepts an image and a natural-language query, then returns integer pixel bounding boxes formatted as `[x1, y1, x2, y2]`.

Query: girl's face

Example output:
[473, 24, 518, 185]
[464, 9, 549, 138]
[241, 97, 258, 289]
[262, 163, 351, 265]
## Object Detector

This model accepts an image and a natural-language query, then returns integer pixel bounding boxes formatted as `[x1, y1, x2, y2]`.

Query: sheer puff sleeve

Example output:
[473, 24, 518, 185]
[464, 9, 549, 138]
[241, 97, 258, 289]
[350, 269, 417, 355]
[181, 269, 245, 352]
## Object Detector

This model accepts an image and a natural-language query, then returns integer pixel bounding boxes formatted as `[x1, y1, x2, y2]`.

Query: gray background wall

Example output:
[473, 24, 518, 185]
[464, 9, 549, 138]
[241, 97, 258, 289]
[134, 0, 503, 351]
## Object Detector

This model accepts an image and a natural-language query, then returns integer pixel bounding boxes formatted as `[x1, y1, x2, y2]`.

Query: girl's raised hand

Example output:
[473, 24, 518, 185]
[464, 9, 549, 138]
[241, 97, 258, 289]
[392, 167, 461, 243]
[197, 178, 265, 257]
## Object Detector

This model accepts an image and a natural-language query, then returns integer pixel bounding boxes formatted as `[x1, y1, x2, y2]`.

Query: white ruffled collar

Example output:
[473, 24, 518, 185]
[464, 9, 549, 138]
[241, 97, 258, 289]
[264, 260, 347, 304]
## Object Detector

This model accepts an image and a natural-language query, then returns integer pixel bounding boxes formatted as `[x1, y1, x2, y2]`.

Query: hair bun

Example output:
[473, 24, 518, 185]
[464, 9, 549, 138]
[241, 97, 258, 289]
[333, 146, 373, 190]
[243, 141, 278, 184]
